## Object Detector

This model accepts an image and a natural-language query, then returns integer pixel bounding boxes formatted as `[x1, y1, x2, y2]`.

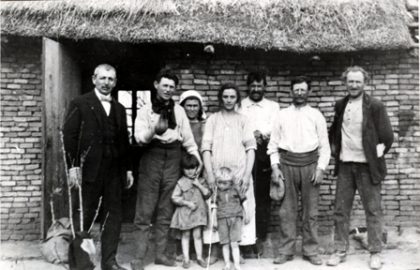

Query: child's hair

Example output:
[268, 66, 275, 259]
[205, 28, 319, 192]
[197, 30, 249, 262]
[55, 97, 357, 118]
[181, 153, 199, 169]
[215, 167, 234, 182]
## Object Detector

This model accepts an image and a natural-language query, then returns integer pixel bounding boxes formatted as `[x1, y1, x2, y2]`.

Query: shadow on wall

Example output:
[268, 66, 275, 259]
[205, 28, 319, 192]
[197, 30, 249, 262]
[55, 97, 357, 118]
[398, 110, 416, 138]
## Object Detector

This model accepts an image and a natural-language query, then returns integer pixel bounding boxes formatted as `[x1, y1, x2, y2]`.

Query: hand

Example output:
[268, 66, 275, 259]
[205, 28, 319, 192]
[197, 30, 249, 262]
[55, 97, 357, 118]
[125, 171, 134, 189]
[243, 209, 250, 225]
[68, 167, 81, 188]
[212, 218, 218, 231]
[186, 201, 197, 210]
[311, 168, 324, 186]
[254, 130, 263, 145]
[240, 175, 251, 194]
[262, 133, 270, 142]
[155, 115, 169, 135]
[192, 177, 200, 187]
[271, 164, 284, 185]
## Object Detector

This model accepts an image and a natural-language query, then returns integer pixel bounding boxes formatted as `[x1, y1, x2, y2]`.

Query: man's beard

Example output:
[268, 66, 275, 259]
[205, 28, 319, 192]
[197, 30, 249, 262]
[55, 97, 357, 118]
[250, 92, 263, 102]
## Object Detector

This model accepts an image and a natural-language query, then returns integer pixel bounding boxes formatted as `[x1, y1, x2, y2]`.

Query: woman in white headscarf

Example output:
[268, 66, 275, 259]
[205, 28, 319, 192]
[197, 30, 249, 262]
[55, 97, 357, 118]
[179, 90, 207, 147]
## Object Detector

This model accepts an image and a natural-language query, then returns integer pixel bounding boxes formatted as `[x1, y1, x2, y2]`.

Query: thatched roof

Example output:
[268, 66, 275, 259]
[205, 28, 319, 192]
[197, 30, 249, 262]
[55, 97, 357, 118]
[0, 0, 413, 52]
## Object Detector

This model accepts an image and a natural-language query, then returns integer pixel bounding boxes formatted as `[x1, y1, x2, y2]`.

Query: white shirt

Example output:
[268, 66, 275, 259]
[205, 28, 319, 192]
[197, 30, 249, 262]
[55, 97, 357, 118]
[267, 104, 331, 170]
[134, 103, 198, 155]
[340, 95, 367, 162]
[94, 88, 111, 116]
[239, 97, 280, 135]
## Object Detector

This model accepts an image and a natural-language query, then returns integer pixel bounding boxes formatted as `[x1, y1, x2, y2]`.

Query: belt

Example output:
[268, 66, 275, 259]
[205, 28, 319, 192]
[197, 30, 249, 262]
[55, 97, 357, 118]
[279, 148, 318, 167]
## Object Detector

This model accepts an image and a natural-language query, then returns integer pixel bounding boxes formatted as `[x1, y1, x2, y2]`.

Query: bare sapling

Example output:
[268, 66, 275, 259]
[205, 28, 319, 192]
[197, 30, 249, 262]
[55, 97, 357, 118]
[60, 131, 75, 238]
[88, 196, 103, 234]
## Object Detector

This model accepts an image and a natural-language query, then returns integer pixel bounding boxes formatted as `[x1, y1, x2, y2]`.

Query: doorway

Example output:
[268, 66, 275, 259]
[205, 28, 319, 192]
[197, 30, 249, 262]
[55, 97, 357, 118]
[42, 38, 166, 235]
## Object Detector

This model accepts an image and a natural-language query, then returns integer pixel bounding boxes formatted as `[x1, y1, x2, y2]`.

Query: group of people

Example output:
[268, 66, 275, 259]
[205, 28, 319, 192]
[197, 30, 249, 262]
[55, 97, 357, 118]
[63, 64, 393, 270]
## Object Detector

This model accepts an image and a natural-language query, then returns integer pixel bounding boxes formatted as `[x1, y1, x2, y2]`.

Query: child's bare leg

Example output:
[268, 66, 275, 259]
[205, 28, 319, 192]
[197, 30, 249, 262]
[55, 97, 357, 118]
[182, 230, 191, 262]
[222, 243, 231, 269]
[192, 227, 203, 260]
[231, 241, 241, 270]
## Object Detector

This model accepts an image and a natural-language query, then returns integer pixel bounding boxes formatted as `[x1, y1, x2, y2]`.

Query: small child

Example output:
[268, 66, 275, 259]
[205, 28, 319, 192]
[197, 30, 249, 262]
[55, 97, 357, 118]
[170, 153, 211, 269]
[214, 167, 247, 270]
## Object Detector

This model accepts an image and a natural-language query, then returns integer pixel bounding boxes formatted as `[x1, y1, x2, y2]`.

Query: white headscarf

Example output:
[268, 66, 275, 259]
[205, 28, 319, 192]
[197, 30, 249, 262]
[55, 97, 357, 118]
[179, 90, 207, 119]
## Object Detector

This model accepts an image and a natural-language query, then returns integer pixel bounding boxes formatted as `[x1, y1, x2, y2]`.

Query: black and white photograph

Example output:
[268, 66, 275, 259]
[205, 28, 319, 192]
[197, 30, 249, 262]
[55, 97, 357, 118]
[0, 0, 419, 270]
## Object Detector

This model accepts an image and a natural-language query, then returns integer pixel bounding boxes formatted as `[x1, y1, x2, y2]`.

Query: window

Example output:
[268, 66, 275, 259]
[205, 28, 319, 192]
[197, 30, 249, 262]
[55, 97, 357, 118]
[118, 90, 151, 144]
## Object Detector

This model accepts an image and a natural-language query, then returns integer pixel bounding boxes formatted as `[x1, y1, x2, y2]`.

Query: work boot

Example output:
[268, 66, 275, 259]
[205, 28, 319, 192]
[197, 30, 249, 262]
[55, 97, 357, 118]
[369, 253, 382, 270]
[303, 254, 323, 265]
[273, 254, 293, 264]
[327, 252, 346, 266]
[155, 254, 176, 267]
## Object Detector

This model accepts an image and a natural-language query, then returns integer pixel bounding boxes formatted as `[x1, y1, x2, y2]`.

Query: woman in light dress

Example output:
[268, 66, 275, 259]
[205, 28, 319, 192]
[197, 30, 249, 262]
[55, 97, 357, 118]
[201, 83, 257, 261]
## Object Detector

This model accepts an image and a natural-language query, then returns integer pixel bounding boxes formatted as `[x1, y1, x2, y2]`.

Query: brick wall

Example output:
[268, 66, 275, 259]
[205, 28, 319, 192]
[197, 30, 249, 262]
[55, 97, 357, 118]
[1, 36, 43, 240]
[161, 45, 420, 234]
[1, 37, 418, 240]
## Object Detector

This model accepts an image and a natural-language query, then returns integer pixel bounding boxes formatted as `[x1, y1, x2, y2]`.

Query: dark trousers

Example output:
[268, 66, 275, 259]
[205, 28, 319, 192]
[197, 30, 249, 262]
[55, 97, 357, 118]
[334, 162, 382, 253]
[276, 162, 319, 256]
[73, 156, 123, 268]
[133, 142, 182, 260]
[253, 141, 271, 241]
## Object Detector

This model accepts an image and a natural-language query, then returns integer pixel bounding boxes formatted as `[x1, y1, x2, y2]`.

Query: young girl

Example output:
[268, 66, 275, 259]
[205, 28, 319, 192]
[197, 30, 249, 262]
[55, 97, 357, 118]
[170, 153, 211, 269]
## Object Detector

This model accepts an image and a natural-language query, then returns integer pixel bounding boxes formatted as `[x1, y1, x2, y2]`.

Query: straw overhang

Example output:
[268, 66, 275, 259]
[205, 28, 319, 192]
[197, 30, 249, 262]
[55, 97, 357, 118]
[0, 0, 413, 52]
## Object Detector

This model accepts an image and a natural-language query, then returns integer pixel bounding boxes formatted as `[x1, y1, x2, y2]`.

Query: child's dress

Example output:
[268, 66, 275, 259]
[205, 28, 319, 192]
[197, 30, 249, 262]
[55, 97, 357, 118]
[170, 176, 210, 231]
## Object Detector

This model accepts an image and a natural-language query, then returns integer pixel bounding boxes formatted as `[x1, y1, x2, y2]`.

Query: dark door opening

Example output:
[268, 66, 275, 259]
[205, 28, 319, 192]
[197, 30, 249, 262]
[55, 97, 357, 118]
[59, 38, 166, 223]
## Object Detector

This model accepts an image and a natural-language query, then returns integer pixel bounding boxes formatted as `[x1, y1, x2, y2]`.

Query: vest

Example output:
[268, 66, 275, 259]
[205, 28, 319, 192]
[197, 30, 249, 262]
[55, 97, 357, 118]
[101, 103, 119, 158]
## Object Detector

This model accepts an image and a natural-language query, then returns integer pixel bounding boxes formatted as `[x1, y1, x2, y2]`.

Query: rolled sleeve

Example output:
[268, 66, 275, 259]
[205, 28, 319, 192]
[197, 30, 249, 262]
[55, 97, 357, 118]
[134, 106, 155, 144]
[242, 116, 257, 151]
[315, 111, 331, 170]
[267, 114, 281, 165]
[171, 184, 184, 206]
[201, 115, 215, 153]
[177, 106, 198, 154]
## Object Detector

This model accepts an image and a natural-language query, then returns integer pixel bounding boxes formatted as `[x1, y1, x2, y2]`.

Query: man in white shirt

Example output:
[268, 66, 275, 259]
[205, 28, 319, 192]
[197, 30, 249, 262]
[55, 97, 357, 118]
[239, 71, 280, 255]
[327, 66, 393, 270]
[131, 68, 202, 270]
[268, 76, 330, 266]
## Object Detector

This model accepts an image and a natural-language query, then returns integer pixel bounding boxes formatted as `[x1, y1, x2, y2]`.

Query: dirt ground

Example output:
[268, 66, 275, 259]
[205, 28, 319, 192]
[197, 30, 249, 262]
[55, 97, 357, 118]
[1, 227, 419, 270]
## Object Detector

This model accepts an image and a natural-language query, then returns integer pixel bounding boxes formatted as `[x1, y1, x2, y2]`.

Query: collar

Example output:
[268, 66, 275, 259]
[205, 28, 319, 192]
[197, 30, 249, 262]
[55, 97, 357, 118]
[290, 104, 310, 111]
[243, 97, 267, 108]
[94, 88, 112, 102]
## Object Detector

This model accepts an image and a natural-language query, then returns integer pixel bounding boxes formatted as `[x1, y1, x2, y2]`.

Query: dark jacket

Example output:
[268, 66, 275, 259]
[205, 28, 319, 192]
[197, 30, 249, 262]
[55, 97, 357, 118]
[329, 93, 393, 184]
[63, 91, 131, 183]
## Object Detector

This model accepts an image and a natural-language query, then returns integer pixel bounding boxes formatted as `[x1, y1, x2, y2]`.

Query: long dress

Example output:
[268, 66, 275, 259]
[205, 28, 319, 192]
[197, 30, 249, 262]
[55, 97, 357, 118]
[201, 111, 257, 246]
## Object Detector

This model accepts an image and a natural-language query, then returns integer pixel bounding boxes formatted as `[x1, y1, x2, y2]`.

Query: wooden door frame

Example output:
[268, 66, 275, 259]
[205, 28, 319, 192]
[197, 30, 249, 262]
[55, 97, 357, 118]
[41, 37, 82, 237]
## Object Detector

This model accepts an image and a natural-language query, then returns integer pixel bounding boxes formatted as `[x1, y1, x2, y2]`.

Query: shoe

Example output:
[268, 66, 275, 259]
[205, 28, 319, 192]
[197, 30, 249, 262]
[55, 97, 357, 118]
[182, 259, 191, 269]
[155, 255, 176, 267]
[273, 254, 293, 264]
[327, 252, 346, 266]
[103, 262, 128, 270]
[176, 254, 184, 262]
[369, 253, 382, 270]
[197, 258, 207, 268]
[130, 260, 144, 270]
[223, 264, 231, 270]
[207, 255, 218, 265]
[303, 254, 323, 265]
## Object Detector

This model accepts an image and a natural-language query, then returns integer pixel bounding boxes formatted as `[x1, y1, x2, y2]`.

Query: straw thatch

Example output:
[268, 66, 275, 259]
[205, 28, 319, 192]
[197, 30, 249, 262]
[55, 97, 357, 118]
[0, 0, 413, 52]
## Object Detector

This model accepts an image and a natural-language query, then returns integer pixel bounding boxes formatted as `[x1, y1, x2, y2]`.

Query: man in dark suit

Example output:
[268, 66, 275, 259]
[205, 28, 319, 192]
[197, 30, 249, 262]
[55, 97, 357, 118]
[327, 66, 393, 270]
[63, 64, 133, 270]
